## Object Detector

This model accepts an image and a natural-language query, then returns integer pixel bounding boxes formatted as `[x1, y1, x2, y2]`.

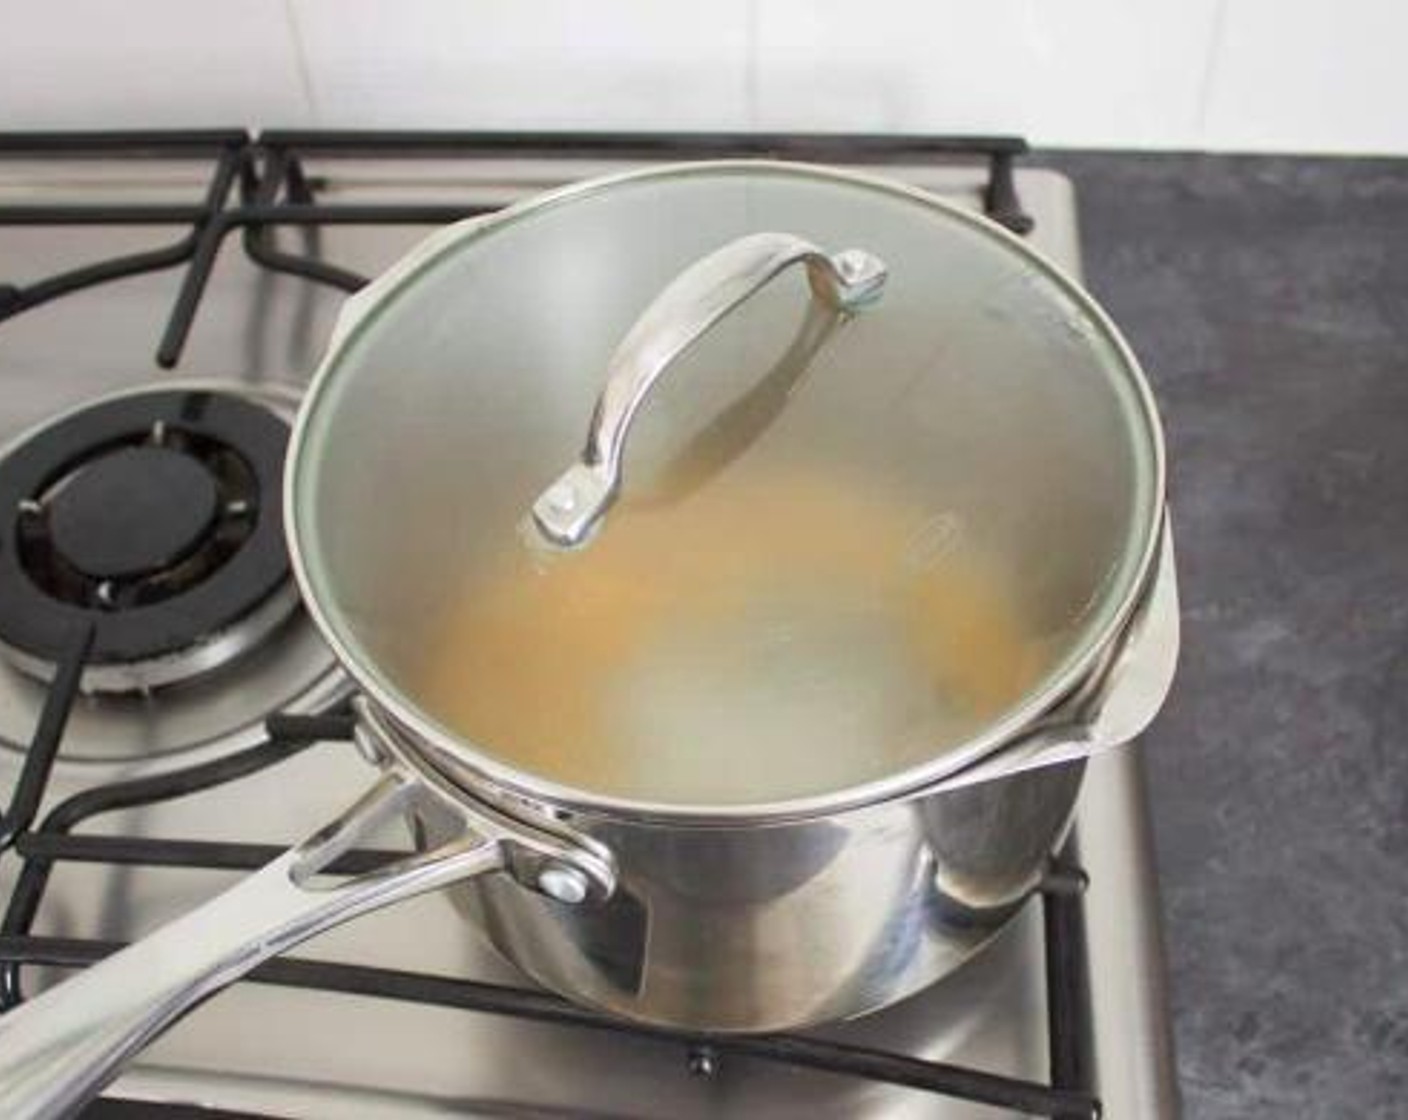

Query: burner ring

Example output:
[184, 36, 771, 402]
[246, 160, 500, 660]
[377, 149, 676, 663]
[0, 389, 294, 689]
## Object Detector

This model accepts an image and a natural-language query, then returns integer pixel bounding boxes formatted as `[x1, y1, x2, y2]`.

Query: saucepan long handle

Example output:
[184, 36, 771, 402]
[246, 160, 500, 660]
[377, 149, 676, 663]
[530, 232, 888, 547]
[0, 704, 612, 1120]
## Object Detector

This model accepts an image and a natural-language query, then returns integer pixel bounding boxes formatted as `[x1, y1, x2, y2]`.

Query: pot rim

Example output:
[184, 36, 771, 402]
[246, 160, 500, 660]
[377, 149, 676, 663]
[285, 159, 1168, 826]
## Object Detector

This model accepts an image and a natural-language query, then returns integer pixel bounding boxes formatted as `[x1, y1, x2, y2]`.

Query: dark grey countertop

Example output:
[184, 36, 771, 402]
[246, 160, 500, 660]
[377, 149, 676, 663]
[1042, 152, 1408, 1119]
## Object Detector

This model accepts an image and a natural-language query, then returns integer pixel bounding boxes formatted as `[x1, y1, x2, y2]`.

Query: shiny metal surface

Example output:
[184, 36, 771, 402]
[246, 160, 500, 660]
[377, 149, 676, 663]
[1080, 749, 1182, 1116]
[0, 601, 344, 768]
[394, 529, 1175, 1031]
[530, 233, 887, 546]
[0, 698, 615, 1120]
[0, 527, 1173, 1096]
[0, 777, 502, 1120]
[423, 737, 1087, 1033]
[0, 158, 1177, 1118]
[274, 160, 1175, 1032]
[288, 160, 1168, 822]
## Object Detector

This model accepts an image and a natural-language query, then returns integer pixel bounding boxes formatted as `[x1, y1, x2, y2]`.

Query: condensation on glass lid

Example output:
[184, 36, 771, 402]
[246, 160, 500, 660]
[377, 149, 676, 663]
[409, 465, 1053, 806]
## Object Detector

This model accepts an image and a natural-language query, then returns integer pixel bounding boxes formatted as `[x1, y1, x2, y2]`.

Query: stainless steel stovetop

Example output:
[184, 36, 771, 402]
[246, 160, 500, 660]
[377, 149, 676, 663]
[0, 147, 1177, 1118]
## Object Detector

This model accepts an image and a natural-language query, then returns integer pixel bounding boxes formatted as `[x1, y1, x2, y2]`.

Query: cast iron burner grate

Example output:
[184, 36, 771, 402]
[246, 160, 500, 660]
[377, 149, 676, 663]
[0, 388, 294, 692]
[0, 129, 1033, 369]
[0, 130, 1094, 1119]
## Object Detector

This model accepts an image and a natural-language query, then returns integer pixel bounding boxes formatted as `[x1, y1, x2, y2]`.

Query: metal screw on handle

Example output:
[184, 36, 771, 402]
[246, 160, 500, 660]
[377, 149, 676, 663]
[530, 232, 888, 548]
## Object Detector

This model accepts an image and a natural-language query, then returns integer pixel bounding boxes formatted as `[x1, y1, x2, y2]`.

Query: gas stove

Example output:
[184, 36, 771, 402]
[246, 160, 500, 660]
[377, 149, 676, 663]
[0, 132, 1176, 1118]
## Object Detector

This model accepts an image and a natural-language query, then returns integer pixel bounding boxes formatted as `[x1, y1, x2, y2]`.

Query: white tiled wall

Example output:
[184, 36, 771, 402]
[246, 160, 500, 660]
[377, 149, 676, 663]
[1200, 0, 1408, 153]
[2, 0, 1406, 153]
[748, 0, 1225, 146]
[289, 0, 752, 129]
[0, 0, 312, 129]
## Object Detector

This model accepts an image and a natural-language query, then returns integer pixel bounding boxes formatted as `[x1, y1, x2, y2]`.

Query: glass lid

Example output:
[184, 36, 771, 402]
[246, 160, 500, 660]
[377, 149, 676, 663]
[289, 162, 1163, 816]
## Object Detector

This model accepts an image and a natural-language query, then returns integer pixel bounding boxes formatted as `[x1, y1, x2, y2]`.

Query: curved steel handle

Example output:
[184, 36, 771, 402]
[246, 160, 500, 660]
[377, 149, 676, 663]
[531, 232, 888, 547]
[0, 702, 611, 1120]
[928, 520, 1180, 794]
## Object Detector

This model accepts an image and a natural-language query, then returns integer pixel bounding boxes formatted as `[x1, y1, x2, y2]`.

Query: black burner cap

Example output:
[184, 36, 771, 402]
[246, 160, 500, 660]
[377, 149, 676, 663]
[48, 445, 220, 580]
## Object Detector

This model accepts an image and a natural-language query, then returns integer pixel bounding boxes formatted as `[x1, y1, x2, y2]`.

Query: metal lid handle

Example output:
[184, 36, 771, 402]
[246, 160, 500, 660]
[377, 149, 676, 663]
[530, 232, 887, 547]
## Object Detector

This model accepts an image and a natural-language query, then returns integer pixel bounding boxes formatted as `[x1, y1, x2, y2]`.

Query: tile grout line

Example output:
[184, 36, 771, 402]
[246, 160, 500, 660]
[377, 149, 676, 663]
[745, 0, 760, 130]
[282, 0, 321, 127]
[1192, 0, 1232, 146]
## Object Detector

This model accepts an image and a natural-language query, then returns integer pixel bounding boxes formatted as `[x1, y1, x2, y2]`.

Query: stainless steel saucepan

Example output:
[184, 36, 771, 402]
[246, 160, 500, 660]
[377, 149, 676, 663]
[0, 162, 1178, 1119]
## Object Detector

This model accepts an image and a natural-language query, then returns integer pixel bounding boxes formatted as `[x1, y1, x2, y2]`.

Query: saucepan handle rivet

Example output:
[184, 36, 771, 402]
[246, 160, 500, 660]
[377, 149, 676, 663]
[537, 864, 590, 904]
